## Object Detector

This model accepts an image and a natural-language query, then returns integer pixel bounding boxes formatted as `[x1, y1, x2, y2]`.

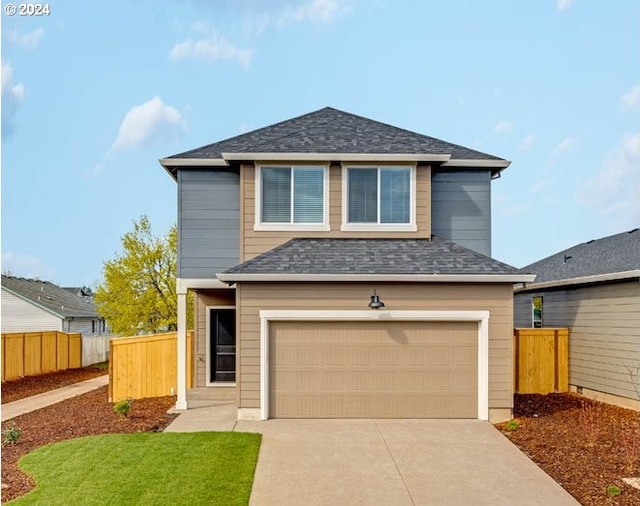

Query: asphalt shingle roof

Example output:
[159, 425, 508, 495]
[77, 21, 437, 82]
[1, 275, 99, 318]
[519, 228, 640, 284]
[166, 107, 504, 162]
[220, 237, 520, 278]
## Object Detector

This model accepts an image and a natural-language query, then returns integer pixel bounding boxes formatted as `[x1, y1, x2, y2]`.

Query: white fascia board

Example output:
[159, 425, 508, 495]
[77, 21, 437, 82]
[441, 159, 511, 168]
[176, 278, 232, 294]
[159, 158, 229, 167]
[222, 152, 452, 163]
[216, 273, 537, 284]
[514, 269, 640, 293]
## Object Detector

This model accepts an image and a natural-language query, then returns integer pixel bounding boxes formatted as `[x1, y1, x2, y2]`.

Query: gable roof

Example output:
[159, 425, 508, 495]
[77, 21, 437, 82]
[517, 228, 640, 290]
[160, 107, 509, 179]
[1, 275, 99, 319]
[216, 237, 534, 284]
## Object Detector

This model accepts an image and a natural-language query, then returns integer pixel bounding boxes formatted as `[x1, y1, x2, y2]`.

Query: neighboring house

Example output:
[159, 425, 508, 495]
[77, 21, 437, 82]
[514, 229, 640, 410]
[1, 275, 109, 336]
[160, 107, 534, 422]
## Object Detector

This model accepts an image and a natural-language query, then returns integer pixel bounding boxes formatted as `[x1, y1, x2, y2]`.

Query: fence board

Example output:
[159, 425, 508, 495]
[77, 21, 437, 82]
[1, 331, 83, 381]
[109, 331, 193, 402]
[514, 328, 569, 394]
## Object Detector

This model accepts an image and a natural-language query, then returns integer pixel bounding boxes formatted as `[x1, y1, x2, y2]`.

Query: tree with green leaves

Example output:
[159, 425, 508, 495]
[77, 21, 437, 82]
[95, 216, 187, 336]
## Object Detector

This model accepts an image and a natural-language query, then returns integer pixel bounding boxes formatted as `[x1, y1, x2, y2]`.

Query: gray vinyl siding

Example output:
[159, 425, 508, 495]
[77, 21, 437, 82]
[514, 280, 640, 400]
[178, 169, 240, 279]
[431, 170, 491, 256]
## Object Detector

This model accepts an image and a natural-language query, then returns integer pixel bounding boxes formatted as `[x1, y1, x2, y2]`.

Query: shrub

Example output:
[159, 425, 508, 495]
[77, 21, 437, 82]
[113, 398, 133, 418]
[3, 424, 23, 444]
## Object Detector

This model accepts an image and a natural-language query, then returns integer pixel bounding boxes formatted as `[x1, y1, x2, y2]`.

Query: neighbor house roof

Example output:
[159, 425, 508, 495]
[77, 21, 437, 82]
[216, 237, 534, 284]
[160, 107, 509, 179]
[1, 275, 99, 319]
[517, 228, 640, 291]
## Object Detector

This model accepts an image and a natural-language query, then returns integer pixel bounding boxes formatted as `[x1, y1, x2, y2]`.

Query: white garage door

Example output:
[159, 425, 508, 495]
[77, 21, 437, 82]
[269, 320, 478, 418]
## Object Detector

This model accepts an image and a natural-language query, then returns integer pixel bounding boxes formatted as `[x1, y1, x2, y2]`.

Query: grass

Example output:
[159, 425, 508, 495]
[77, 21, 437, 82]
[9, 432, 262, 505]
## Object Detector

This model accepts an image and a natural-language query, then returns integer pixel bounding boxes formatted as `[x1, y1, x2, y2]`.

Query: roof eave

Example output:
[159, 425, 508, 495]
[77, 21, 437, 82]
[216, 273, 536, 284]
[158, 157, 229, 181]
[514, 269, 640, 293]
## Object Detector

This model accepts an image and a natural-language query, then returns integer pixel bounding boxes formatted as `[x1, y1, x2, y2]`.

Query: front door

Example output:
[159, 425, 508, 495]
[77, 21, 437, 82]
[209, 309, 236, 383]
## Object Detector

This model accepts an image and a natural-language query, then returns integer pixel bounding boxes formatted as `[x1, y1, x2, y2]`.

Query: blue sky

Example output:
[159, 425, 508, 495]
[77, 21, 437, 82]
[1, 0, 639, 287]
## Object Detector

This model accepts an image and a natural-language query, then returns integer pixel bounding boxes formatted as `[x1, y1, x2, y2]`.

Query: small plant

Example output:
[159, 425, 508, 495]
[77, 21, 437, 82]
[113, 398, 133, 418]
[3, 424, 23, 444]
[506, 419, 520, 431]
[606, 484, 622, 497]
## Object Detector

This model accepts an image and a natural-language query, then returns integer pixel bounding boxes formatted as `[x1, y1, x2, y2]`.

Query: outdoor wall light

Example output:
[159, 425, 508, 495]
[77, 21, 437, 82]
[368, 289, 385, 309]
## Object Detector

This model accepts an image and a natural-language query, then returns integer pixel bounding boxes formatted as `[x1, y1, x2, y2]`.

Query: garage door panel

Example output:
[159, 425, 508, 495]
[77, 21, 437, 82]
[270, 321, 478, 418]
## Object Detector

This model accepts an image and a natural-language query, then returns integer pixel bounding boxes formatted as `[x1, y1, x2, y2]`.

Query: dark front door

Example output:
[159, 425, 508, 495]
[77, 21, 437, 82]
[209, 309, 236, 383]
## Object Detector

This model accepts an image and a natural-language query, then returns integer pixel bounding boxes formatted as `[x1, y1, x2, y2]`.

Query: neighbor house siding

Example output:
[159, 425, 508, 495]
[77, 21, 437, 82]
[178, 169, 240, 279]
[514, 280, 640, 400]
[1, 290, 63, 332]
[431, 170, 491, 256]
[236, 282, 514, 412]
[241, 163, 432, 261]
[194, 289, 236, 387]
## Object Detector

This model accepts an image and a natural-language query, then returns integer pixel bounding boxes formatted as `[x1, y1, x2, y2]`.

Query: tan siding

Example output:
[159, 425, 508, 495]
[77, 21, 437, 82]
[195, 289, 235, 387]
[242, 164, 432, 261]
[237, 282, 514, 410]
[514, 280, 640, 400]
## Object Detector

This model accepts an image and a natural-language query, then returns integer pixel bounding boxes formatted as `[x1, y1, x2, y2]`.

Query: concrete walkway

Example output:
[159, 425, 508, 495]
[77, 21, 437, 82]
[1, 375, 109, 422]
[164, 403, 578, 505]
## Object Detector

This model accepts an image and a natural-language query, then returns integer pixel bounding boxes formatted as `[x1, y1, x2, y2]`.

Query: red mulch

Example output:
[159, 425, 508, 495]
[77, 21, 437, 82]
[2, 366, 108, 403]
[1, 369, 177, 503]
[496, 393, 640, 505]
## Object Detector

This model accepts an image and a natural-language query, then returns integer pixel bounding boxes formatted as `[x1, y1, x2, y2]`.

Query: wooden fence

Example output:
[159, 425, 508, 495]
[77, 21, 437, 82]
[109, 331, 193, 402]
[1, 331, 82, 381]
[514, 328, 569, 394]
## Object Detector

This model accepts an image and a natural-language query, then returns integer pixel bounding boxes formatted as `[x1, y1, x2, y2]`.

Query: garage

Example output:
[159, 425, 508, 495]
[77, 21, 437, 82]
[269, 320, 478, 418]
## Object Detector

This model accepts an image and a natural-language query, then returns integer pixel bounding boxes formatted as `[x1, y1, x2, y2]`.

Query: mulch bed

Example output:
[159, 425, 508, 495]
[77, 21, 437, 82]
[2, 366, 109, 404]
[496, 393, 640, 505]
[1, 383, 177, 503]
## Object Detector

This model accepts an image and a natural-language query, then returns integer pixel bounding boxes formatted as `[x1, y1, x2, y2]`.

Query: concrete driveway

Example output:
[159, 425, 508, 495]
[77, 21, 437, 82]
[235, 418, 579, 506]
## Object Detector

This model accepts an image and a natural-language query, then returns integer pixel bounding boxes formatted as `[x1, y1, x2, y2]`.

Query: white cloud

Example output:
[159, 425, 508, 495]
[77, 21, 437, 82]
[518, 134, 537, 152]
[621, 84, 640, 113]
[4, 28, 44, 50]
[1, 62, 26, 140]
[2, 251, 55, 280]
[493, 120, 512, 136]
[278, 0, 350, 25]
[170, 29, 253, 68]
[112, 96, 187, 151]
[578, 132, 640, 223]
[550, 137, 576, 157]
[557, 0, 575, 12]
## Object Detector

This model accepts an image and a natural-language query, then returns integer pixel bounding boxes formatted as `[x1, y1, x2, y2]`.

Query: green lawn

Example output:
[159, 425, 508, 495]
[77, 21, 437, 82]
[10, 432, 262, 505]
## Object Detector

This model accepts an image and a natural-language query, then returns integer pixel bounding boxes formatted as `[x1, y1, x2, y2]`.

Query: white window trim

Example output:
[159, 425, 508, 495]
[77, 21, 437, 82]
[341, 164, 417, 232]
[206, 305, 237, 387]
[258, 309, 490, 421]
[254, 165, 330, 231]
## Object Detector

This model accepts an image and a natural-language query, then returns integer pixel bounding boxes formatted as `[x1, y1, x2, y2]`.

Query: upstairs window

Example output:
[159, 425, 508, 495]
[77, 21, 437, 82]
[532, 296, 543, 328]
[344, 166, 414, 229]
[258, 166, 327, 229]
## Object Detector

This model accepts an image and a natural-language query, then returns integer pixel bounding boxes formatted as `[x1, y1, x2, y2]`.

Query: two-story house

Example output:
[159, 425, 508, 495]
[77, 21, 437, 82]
[160, 107, 534, 423]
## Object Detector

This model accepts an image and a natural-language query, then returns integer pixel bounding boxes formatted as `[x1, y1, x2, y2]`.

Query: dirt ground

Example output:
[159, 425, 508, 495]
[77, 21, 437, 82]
[1, 370, 177, 503]
[496, 393, 640, 505]
[1, 366, 108, 404]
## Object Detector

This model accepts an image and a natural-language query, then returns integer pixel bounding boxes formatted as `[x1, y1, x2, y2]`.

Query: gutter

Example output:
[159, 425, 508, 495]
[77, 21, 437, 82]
[216, 272, 537, 285]
[514, 269, 640, 293]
